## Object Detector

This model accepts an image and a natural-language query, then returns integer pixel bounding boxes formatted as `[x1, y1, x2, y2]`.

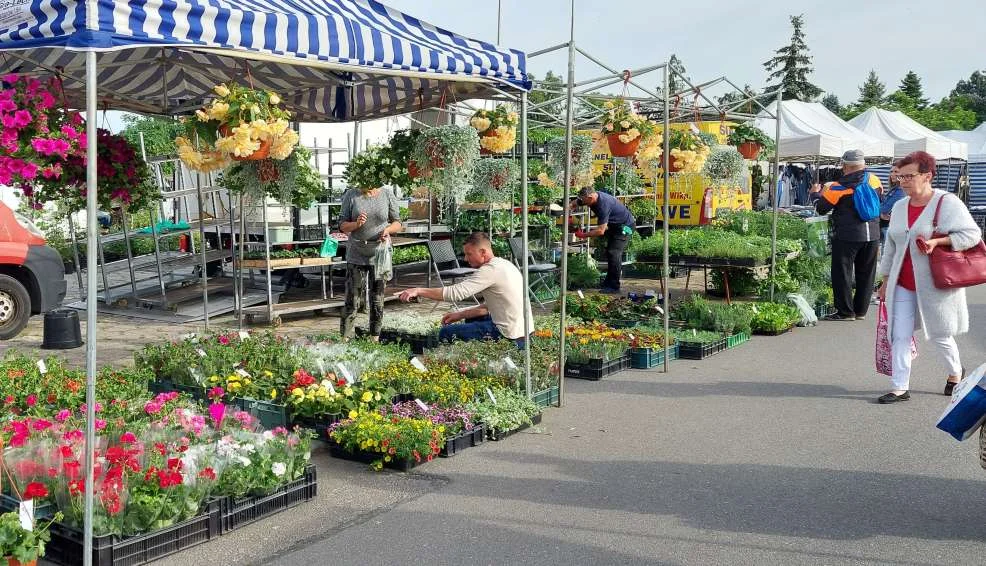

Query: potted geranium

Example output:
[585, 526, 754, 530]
[0, 510, 62, 566]
[176, 82, 299, 172]
[469, 105, 519, 154]
[726, 123, 773, 160]
[600, 97, 658, 157]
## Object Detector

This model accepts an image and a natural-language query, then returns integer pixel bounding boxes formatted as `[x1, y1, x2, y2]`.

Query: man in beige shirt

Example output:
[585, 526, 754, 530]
[398, 232, 534, 346]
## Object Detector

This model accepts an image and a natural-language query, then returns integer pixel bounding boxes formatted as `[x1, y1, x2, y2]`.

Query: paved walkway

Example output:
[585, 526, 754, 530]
[16, 282, 986, 566]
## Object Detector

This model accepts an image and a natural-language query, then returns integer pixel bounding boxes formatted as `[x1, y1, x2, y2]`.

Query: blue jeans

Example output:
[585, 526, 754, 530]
[439, 315, 527, 348]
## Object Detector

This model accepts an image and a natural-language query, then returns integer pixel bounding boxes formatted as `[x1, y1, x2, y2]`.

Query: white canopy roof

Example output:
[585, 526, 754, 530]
[849, 108, 968, 161]
[939, 123, 986, 163]
[754, 100, 895, 162]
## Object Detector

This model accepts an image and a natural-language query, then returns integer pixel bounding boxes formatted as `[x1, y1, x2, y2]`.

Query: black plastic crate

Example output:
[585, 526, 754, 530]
[439, 425, 486, 457]
[379, 330, 440, 354]
[147, 379, 205, 401]
[45, 499, 221, 566]
[488, 413, 543, 441]
[0, 493, 55, 517]
[564, 354, 631, 380]
[328, 443, 420, 472]
[218, 464, 317, 534]
[629, 344, 679, 369]
[677, 337, 728, 360]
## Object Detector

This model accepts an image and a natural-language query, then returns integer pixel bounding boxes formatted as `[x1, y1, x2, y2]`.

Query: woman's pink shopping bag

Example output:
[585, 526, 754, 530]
[875, 299, 916, 376]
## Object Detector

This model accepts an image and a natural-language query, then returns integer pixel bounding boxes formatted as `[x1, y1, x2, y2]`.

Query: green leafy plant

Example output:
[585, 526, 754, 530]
[726, 122, 775, 149]
[565, 252, 600, 289]
[747, 302, 800, 333]
[702, 146, 747, 185]
[628, 198, 657, 224]
[0, 510, 63, 564]
[595, 160, 645, 196]
[465, 386, 540, 434]
[343, 145, 397, 191]
[384, 129, 422, 189]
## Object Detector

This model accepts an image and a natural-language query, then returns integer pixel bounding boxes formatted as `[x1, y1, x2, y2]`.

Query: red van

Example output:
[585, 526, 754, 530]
[0, 201, 67, 339]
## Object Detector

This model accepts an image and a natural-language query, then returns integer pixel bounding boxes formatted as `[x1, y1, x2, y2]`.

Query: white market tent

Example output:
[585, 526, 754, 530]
[940, 123, 986, 163]
[0, 1, 533, 560]
[849, 107, 968, 161]
[753, 100, 895, 162]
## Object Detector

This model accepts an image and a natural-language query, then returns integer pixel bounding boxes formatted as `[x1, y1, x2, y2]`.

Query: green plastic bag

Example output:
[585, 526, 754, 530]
[319, 237, 339, 258]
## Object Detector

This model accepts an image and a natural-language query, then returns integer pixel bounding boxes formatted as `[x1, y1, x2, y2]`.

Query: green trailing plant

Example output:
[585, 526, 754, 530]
[467, 159, 519, 204]
[702, 146, 747, 185]
[412, 125, 481, 210]
[726, 122, 775, 149]
[546, 135, 594, 188]
[465, 386, 540, 434]
[594, 160, 645, 196]
[221, 145, 325, 208]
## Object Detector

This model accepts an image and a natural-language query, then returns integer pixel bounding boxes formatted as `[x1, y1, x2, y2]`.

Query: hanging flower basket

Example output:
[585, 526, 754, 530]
[408, 160, 422, 179]
[606, 132, 641, 157]
[737, 141, 761, 160]
[664, 155, 683, 173]
[471, 105, 519, 155]
[219, 125, 272, 161]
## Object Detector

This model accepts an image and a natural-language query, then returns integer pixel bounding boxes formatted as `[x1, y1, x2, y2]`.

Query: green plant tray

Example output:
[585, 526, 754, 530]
[629, 344, 679, 369]
[488, 412, 543, 441]
[218, 464, 317, 534]
[726, 332, 751, 349]
[232, 397, 289, 431]
[532, 386, 559, 408]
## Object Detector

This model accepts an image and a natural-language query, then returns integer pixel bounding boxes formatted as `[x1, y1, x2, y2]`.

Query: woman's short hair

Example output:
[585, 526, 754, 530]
[897, 151, 936, 178]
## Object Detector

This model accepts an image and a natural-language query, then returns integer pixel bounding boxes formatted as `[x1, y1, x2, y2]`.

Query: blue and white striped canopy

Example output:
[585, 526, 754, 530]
[0, 0, 529, 121]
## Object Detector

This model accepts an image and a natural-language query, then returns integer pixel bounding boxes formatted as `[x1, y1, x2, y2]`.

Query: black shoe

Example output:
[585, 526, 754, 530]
[944, 381, 959, 396]
[826, 313, 856, 321]
[878, 391, 911, 404]
[855, 315, 866, 321]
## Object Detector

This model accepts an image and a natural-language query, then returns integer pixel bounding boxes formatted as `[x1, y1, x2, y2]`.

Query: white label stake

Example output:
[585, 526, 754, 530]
[36, 359, 46, 374]
[239, 331, 250, 340]
[235, 368, 251, 378]
[19, 499, 34, 530]
[486, 388, 498, 404]
[196, 348, 207, 358]
[337, 363, 354, 385]
[577, 290, 585, 299]
[414, 398, 430, 412]
[410, 357, 427, 371]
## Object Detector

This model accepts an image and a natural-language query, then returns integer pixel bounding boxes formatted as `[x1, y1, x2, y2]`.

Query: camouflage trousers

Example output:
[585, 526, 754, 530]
[340, 263, 386, 338]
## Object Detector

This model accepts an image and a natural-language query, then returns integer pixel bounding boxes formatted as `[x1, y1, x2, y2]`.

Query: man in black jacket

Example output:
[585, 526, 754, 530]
[809, 150, 882, 321]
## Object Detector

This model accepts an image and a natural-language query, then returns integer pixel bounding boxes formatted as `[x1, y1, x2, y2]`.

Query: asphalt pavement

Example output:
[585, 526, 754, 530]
[267, 285, 986, 566]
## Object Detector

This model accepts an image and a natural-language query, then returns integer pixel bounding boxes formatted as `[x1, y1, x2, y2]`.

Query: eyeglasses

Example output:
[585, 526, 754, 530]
[895, 173, 925, 181]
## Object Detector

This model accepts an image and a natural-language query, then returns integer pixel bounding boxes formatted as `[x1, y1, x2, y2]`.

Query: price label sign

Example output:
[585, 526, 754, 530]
[321, 379, 336, 394]
[337, 363, 355, 385]
[235, 368, 251, 378]
[692, 328, 697, 336]
[503, 357, 517, 371]
[19, 499, 34, 530]
[196, 348, 207, 358]
[577, 290, 585, 299]
[486, 387, 498, 404]
[410, 357, 427, 371]
[654, 306, 664, 315]
[414, 398, 430, 412]
[752, 304, 759, 314]
[36, 359, 46, 374]
[239, 331, 250, 341]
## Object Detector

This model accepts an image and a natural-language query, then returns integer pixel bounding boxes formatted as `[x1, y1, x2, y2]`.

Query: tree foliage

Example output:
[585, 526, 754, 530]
[856, 70, 886, 110]
[898, 71, 928, 109]
[950, 70, 986, 123]
[763, 14, 823, 102]
[119, 114, 181, 159]
[820, 94, 842, 115]
[528, 70, 565, 124]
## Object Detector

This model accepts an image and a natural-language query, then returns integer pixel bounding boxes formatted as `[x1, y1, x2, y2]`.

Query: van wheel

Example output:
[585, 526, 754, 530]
[0, 274, 31, 340]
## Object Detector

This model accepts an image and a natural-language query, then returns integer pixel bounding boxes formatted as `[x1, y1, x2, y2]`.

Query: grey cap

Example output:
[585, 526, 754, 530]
[841, 149, 865, 166]
[577, 186, 595, 201]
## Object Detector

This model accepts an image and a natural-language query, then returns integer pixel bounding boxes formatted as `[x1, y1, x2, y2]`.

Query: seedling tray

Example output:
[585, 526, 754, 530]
[726, 331, 751, 349]
[488, 413, 543, 441]
[753, 326, 794, 336]
[218, 464, 317, 534]
[677, 337, 728, 360]
[532, 386, 559, 408]
[439, 425, 486, 457]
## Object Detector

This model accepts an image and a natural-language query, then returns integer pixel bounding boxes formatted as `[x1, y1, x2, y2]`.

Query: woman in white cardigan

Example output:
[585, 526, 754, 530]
[875, 151, 983, 404]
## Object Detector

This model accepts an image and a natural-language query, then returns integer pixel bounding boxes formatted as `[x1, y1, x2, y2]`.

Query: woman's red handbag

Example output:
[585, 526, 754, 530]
[928, 195, 986, 289]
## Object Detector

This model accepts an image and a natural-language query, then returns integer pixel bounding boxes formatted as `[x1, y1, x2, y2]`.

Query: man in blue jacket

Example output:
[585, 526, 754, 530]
[809, 150, 882, 321]
[572, 187, 635, 293]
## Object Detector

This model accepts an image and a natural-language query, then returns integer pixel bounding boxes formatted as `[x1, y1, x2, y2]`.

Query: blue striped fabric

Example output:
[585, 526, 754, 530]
[0, 0, 529, 120]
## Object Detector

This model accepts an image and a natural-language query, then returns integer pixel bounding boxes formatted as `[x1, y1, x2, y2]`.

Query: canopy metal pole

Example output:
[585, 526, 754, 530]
[662, 63, 671, 373]
[82, 48, 98, 566]
[520, 92, 532, 397]
[557, 0, 575, 408]
[768, 88, 783, 301]
[496, 0, 502, 44]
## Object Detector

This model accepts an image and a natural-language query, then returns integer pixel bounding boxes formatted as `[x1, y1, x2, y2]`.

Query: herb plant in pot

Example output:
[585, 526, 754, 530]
[726, 123, 773, 160]
[0, 510, 62, 566]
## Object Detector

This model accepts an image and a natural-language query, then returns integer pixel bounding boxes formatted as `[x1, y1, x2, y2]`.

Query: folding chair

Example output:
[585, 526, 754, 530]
[508, 237, 558, 308]
[426, 239, 479, 309]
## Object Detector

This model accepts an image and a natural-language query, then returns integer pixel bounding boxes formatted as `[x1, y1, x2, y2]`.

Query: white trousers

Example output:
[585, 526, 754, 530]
[891, 286, 962, 391]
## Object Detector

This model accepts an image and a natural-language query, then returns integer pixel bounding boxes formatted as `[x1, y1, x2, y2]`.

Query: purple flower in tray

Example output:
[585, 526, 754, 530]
[381, 402, 474, 435]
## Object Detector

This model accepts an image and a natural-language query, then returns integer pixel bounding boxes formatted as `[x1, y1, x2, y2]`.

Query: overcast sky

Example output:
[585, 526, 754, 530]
[383, 0, 984, 105]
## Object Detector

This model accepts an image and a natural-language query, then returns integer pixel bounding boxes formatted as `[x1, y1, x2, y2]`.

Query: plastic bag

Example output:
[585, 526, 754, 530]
[319, 237, 339, 258]
[786, 293, 818, 327]
[374, 242, 393, 281]
[875, 300, 916, 376]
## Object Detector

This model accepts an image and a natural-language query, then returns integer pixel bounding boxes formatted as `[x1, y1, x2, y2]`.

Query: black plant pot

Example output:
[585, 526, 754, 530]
[41, 309, 83, 349]
[636, 226, 654, 238]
